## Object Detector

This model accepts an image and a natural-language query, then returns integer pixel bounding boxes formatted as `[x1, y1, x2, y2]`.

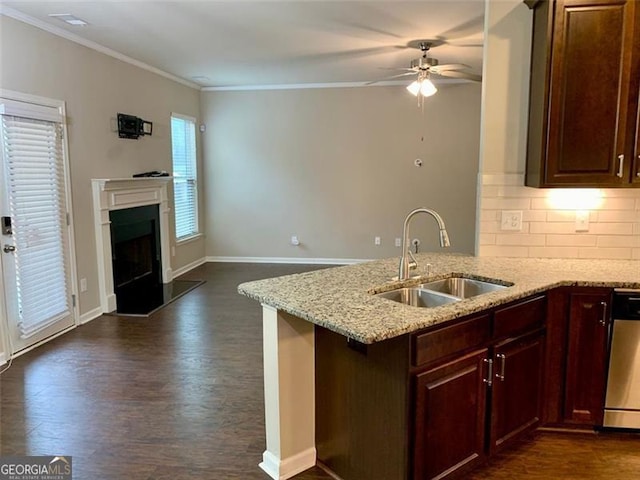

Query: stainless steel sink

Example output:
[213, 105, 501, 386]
[375, 288, 460, 308]
[418, 277, 509, 299]
[375, 276, 511, 308]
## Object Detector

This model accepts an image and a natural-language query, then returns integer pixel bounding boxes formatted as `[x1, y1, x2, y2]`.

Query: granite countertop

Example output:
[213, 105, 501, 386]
[237, 253, 640, 344]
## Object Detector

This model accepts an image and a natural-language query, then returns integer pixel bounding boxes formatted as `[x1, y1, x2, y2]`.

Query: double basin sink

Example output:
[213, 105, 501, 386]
[376, 276, 512, 308]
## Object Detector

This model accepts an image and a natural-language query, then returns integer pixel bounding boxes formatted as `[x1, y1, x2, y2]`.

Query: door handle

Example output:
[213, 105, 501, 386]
[483, 358, 493, 387]
[496, 353, 506, 381]
[3, 245, 16, 253]
[599, 301, 607, 326]
[616, 154, 624, 178]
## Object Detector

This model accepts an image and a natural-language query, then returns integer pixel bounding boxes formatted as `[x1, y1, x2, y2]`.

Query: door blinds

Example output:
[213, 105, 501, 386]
[0, 114, 71, 338]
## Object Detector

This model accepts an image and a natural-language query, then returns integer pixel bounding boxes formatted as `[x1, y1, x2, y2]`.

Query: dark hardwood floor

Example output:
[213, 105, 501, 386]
[1, 263, 639, 479]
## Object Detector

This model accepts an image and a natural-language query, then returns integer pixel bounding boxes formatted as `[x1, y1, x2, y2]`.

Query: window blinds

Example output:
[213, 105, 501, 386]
[1, 115, 70, 338]
[171, 115, 198, 240]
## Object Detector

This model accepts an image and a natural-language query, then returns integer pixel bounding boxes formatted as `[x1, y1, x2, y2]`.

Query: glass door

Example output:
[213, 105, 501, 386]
[0, 97, 76, 354]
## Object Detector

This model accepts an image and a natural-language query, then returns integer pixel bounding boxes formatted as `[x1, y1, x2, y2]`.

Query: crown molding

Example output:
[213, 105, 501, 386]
[0, 5, 201, 91]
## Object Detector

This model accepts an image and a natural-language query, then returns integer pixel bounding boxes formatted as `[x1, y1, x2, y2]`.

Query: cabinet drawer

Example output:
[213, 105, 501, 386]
[493, 295, 546, 340]
[413, 314, 491, 367]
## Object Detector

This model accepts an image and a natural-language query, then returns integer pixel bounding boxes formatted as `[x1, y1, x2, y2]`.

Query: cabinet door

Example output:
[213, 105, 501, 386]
[544, 0, 636, 185]
[489, 333, 544, 454]
[564, 291, 611, 425]
[413, 349, 488, 480]
[632, 90, 640, 183]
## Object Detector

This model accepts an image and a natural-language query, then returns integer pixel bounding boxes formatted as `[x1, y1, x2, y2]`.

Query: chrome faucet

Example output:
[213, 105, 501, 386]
[398, 208, 450, 281]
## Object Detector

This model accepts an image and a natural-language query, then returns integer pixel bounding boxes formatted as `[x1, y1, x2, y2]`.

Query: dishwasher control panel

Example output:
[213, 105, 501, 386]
[613, 290, 640, 319]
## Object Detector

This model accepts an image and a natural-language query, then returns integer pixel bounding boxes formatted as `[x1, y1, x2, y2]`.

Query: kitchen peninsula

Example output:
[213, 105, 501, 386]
[238, 254, 640, 480]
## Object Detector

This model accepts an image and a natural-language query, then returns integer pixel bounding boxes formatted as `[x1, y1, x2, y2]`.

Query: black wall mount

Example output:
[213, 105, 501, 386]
[117, 113, 153, 139]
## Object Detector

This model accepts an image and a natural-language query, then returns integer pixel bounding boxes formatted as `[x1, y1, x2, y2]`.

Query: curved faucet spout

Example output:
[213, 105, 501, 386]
[398, 208, 450, 281]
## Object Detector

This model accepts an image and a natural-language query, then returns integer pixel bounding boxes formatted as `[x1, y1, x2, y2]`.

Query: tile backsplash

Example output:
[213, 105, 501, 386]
[477, 174, 640, 260]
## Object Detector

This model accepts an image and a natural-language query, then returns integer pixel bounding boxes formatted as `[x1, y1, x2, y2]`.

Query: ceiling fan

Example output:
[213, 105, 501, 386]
[368, 40, 482, 102]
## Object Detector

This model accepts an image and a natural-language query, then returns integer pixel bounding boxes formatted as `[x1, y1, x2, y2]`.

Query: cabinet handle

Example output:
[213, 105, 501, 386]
[496, 353, 506, 381]
[599, 301, 607, 326]
[483, 358, 493, 387]
[616, 154, 624, 178]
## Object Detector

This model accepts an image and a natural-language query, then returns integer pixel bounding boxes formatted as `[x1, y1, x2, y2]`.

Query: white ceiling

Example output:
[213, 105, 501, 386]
[2, 1, 485, 89]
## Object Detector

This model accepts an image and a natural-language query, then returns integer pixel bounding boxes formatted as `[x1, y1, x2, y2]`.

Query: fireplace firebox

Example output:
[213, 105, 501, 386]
[110, 204, 162, 313]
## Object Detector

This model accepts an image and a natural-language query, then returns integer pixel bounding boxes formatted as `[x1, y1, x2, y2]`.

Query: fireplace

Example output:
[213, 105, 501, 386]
[92, 178, 173, 314]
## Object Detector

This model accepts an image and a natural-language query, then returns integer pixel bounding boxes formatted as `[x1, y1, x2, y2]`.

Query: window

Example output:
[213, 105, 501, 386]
[170, 114, 199, 240]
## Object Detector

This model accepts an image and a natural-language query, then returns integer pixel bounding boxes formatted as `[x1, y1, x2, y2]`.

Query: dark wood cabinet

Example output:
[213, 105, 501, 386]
[413, 350, 488, 480]
[563, 290, 611, 425]
[412, 296, 546, 480]
[490, 333, 544, 454]
[633, 94, 640, 183]
[315, 285, 621, 480]
[316, 294, 548, 480]
[525, 0, 640, 187]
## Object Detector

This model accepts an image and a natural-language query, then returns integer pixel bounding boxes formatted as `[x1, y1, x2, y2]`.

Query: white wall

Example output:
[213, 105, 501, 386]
[478, 0, 640, 260]
[201, 83, 482, 261]
[0, 15, 205, 326]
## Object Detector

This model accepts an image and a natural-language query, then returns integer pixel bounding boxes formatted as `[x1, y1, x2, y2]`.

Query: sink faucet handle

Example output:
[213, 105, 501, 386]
[407, 250, 417, 270]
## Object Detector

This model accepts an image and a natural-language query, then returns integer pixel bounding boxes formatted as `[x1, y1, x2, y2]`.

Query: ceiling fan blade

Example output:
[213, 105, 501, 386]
[431, 63, 471, 72]
[445, 40, 484, 47]
[433, 70, 482, 82]
[292, 45, 403, 64]
[365, 71, 417, 85]
[378, 67, 417, 72]
[437, 15, 485, 39]
[337, 21, 406, 40]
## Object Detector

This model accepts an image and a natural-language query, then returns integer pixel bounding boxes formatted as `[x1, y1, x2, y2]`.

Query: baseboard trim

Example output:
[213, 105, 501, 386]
[173, 257, 207, 278]
[79, 306, 103, 325]
[206, 256, 372, 265]
[259, 448, 317, 480]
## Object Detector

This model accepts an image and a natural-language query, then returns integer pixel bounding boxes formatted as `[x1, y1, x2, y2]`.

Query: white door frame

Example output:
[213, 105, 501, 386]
[0, 88, 79, 359]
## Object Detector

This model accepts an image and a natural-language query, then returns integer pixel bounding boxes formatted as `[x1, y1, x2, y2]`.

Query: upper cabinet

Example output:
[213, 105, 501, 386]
[525, 0, 640, 187]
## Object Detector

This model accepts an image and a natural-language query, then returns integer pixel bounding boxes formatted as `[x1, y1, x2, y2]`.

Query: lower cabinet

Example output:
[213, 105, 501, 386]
[316, 294, 546, 480]
[490, 333, 544, 454]
[542, 287, 612, 428]
[563, 289, 611, 426]
[316, 286, 616, 480]
[413, 350, 488, 480]
[412, 296, 546, 480]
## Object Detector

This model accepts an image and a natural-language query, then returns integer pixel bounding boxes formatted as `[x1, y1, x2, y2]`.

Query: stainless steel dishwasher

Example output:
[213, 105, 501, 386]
[603, 289, 640, 429]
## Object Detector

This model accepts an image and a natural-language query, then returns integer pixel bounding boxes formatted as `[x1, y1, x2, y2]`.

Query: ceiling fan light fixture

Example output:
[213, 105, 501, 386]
[419, 78, 437, 97]
[406, 80, 421, 96]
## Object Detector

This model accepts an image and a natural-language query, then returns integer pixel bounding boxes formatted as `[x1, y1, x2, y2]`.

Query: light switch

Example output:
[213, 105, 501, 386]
[575, 211, 590, 232]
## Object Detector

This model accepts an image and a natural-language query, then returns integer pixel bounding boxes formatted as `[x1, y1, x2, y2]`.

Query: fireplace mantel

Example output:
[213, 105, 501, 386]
[92, 177, 173, 313]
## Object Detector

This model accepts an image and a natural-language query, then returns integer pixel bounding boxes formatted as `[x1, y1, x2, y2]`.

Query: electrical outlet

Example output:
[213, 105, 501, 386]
[575, 211, 590, 232]
[80, 278, 87, 292]
[171, 246, 176, 257]
[501, 211, 523, 231]
[374, 236, 381, 246]
[290, 235, 300, 246]
[395, 238, 402, 247]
